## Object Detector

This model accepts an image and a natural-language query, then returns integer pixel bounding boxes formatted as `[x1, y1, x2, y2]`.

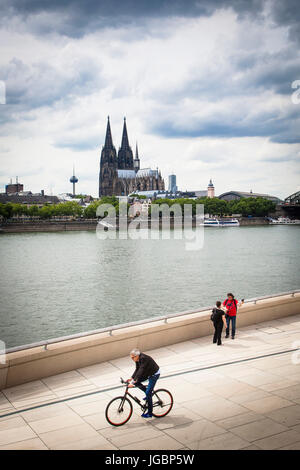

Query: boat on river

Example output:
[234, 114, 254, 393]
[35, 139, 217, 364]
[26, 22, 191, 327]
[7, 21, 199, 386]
[199, 217, 240, 227]
[268, 217, 300, 225]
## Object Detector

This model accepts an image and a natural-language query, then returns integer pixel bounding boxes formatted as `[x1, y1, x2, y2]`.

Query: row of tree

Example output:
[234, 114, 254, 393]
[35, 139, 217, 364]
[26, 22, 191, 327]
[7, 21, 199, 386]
[0, 196, 276, 220]
[0, 197, 125, 220]
[151, 196, 276, 217]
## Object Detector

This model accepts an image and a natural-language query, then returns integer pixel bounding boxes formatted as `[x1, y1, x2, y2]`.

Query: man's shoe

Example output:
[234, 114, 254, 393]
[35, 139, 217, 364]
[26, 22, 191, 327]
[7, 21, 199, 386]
[231, 336, 235, 340]
[225, 335, 229, 339]
[141, 412, 153, 418]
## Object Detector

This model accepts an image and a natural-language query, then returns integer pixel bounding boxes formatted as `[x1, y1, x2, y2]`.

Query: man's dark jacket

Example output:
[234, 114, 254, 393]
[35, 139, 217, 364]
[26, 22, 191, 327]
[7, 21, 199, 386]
[132, 353, 159, 383]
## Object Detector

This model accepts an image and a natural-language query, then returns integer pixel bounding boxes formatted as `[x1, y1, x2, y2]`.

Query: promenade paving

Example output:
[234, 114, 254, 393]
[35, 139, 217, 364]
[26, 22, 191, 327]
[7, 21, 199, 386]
[0, 313, 300, 450]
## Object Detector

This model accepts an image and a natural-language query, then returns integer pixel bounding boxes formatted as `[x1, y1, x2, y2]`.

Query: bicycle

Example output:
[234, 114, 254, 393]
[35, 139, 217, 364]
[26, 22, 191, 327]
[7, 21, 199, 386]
[105, 377, 174, 426]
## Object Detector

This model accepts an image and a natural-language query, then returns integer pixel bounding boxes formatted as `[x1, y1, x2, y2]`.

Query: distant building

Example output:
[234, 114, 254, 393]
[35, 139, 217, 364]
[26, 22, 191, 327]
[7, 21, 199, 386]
[5, 177, 23, 194]
[132, 189, 202, 200]
[193, 179, 215, 198]
[207, 179, 215, 198]
[194, 190, 207, 198]
[218, 191, 281, 204]
[99, 117, 165, 196]
[58, 193, 75, 202]
[130, 190, 169, 199]
[58, 193, 94, 207]
[168, 174, 177, 193]
[130, 199, 151, 217]
[0, 192, 59, 206]
[178, 191, 196, 198]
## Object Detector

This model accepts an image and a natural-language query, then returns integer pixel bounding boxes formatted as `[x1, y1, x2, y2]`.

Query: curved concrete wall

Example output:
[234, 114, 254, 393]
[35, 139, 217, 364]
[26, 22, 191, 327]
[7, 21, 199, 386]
[1, 292, 299, 389]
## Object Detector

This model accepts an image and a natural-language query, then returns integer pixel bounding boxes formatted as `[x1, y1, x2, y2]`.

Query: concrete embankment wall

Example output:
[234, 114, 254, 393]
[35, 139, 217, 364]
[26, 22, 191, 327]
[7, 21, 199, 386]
[1, 293, 299, 390]
[0, 216, 270, 233]
[239, 217, 269, 226]
[0, 220, 98, 233]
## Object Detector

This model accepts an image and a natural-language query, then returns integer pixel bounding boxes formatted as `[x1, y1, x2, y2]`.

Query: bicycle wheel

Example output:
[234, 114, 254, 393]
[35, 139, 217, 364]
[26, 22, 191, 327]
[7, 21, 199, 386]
[105, 396, 133, 426]
[152, 389, 173, 418]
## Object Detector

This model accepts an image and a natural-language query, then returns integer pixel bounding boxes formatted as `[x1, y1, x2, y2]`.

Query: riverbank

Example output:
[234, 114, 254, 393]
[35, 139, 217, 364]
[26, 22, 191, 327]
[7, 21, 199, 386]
[0, 219, 98, 233]
[0, 216, 269, 233]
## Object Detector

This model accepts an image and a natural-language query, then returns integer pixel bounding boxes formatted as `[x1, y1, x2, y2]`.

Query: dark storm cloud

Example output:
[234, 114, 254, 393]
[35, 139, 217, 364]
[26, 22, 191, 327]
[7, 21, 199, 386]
[1, 0, 265, 38]
[230, 49, 300, 95]
[0, 57, 104, 109]
[144, 41, 300, 145]
[2, 0, 298, 49]
[54, 137, 100, 152]
[2, 0, 300, 42]
[144, 45, 300, 106]
[271, 0, 300, 45]
[150, 106, 300, 144]
[3, 0, 265, 19]
[1, 0, 300, 148]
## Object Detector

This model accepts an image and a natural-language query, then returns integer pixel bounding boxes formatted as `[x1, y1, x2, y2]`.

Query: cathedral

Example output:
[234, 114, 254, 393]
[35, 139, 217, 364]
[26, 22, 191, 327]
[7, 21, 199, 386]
[99, 117, 165, 197]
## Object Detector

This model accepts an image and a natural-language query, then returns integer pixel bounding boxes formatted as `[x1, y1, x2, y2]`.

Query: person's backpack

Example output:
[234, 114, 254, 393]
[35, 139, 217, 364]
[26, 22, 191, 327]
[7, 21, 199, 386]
[210, 308, 217, 322]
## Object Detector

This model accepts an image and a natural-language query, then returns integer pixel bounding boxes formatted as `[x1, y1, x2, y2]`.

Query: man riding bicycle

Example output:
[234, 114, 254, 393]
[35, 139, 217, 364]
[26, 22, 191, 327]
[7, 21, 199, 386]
[127, 349, 160, 419]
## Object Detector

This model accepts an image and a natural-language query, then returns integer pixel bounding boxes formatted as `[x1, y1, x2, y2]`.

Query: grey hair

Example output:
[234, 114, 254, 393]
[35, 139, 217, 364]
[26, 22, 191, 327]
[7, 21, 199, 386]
[130, 348, 141, 356]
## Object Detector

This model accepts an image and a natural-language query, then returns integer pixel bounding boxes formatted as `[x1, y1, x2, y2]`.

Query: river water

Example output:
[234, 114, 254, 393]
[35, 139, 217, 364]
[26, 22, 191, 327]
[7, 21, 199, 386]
[0, 225, 299, 348]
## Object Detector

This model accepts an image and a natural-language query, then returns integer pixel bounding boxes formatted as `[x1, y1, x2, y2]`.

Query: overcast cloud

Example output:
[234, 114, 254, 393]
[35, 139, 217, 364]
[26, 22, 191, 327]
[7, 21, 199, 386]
[0, 0, 299, 198]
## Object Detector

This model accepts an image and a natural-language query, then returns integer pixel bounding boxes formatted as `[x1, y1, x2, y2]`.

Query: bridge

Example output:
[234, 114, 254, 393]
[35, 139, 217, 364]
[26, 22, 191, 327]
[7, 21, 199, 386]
[278, 191, 300, 218]
[284, 191, 300, 205]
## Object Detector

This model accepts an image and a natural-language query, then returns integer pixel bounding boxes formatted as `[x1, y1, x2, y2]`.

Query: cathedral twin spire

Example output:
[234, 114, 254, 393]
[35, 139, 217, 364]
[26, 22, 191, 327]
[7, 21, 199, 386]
[104, 116, 114, 149]
[103, 116, 130, 150]
[103, 117, 137, 171]
[120, 117, 130, 150]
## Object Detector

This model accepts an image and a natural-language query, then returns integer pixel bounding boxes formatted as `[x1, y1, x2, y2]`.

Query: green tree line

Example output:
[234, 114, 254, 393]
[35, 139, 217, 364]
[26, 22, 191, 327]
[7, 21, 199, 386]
[151, 197, 276, 217]
[0, 196, 276, 220]
[0, 196, 127, 220]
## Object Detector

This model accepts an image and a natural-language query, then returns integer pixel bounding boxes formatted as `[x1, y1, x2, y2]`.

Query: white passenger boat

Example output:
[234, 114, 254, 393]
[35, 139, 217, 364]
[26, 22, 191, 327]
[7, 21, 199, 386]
[269, 217, 300, 225]
[98, 219, 115, 228]
[199, 217, 240, 227]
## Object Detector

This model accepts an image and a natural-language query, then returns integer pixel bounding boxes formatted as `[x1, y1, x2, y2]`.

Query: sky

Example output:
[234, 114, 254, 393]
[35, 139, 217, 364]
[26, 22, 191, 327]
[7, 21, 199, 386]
[0, 0, 299, 199]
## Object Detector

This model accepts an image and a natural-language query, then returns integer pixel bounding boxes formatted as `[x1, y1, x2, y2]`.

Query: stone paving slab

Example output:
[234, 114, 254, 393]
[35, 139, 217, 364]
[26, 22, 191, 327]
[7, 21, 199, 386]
[0, 437, 48, 450]
[0, 313, 300, 450]
[187, 430, 250, 450]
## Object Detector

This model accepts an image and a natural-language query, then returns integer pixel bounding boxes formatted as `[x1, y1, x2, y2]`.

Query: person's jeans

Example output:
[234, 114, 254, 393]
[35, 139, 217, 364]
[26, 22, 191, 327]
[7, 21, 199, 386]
[135, 373, 160, 415]
[226, 315, 236, 338]
[213, 322, 223, 345]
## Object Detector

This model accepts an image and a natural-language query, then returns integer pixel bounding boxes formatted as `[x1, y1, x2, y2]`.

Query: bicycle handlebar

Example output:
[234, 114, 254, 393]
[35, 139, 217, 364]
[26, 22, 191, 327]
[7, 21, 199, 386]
[120, 377, 130, 385]
[120, 377, 136, 387]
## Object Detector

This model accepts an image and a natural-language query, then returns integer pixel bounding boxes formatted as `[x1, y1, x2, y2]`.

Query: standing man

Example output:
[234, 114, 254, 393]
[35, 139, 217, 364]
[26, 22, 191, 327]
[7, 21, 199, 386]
[223, 293, 244, 339]
[212, 301, 227, 345]
[127, 349, 160, 419]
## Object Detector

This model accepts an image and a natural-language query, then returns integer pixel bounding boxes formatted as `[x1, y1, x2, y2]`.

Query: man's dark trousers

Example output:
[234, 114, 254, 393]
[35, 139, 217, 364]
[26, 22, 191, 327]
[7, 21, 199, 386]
[135, 373, 160, 415]
[213, 322, 223, 345]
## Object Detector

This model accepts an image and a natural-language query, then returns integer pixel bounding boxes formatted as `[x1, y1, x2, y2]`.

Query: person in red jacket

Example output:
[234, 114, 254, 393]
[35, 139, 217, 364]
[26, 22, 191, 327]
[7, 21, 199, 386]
[223, 293, 244, 339]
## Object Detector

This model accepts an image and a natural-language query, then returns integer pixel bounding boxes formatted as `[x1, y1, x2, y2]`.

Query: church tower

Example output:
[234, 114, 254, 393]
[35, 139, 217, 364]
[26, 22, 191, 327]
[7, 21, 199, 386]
[99, 117, 118, 197]
[207, 178, 215, 198]
[134, 142, 140, 173]
[117, 118, 134, 170]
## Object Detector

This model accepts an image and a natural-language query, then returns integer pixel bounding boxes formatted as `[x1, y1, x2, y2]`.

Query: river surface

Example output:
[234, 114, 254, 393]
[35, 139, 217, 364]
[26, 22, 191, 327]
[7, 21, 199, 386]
[0, 225, 299, 348]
